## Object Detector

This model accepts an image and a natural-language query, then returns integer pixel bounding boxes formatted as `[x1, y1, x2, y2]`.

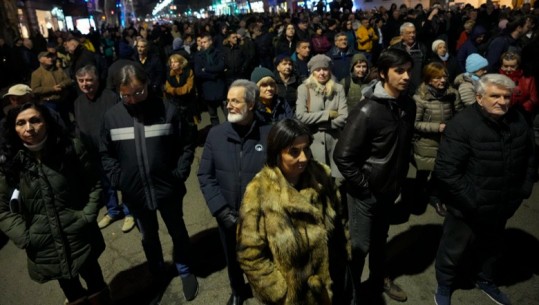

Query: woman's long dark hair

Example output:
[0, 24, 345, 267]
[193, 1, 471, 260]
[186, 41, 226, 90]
[0, 102, 74, 187]
[266, 118, 313, 168]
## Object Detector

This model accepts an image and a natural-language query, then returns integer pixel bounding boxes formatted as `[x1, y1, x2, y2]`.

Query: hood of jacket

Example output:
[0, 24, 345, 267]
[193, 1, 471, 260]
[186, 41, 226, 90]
[469, 25, 487, 41]
[453, 72, 476, 86]
[362, 80, 396, 101]
[349, 53, 370, 81]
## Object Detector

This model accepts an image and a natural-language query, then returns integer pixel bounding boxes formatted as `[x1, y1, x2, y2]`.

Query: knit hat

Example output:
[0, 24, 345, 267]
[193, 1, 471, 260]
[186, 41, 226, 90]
[350, 53, 369, 71]
[250, 67, 275, 84]
[38, 51, 53, 59]
[308, 54, 332, 72]
[3, 84, 32, 98]
[274, 54, 292, 67]
[172, 37, 183, 50]
[465, 53, 488, 73]
[431, 39, 446, 53]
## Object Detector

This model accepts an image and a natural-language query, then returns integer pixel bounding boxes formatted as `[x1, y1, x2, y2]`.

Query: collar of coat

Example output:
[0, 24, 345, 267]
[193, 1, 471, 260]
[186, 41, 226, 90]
[225, 118, 262, 142]
[244, 162, 338, 229]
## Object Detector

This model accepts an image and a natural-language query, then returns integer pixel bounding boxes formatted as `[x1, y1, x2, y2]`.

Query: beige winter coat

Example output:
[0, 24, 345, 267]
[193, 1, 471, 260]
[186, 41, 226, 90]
[453, 72, 477, 107]
[413, 83, 463, 171]
[295, 80, 348, 178]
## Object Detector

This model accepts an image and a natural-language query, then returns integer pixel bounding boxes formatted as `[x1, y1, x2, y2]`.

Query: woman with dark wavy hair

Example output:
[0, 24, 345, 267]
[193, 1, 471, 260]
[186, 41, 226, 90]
[275, 23, 298, 56]
[237, 118, 349, 305]
[0, 102, 108, 305]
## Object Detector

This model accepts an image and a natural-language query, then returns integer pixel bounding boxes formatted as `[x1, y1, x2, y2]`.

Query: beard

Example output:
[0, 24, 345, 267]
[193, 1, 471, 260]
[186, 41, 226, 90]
[227, 108, 249, 123]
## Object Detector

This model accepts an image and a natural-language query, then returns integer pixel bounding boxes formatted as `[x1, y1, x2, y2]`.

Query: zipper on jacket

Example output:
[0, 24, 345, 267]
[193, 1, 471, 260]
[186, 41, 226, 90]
[38, 163, 72, 277]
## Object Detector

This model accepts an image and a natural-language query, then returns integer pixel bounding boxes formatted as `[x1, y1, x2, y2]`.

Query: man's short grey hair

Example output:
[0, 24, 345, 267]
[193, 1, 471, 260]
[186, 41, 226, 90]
[76, 65, 98, 79]
[400, 22, 416, 33]
[119, 64, 148, 87]
[229, 79, 259, 104]
[475, 74, 516, 96]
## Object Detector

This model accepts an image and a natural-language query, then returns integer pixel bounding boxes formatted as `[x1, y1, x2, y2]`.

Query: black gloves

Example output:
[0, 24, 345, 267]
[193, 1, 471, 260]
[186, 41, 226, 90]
[216, 207, 238, 230]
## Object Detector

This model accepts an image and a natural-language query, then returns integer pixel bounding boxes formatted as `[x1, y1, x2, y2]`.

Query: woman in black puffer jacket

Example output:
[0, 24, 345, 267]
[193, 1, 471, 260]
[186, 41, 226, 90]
[0, 102, 108, 305]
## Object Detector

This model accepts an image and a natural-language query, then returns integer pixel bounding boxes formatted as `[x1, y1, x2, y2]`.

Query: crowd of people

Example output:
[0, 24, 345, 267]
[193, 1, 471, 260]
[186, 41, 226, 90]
[1, 1, 539, 305]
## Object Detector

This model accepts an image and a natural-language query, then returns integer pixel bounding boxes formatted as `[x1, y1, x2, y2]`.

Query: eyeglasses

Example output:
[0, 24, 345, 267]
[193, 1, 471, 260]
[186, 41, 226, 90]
[226, 98, 245, 106]
[120, 88, 145, 100]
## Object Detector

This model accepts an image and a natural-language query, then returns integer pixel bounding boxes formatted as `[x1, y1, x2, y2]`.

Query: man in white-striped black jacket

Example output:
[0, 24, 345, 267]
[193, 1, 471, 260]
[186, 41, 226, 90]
[100, 64, 199, 302]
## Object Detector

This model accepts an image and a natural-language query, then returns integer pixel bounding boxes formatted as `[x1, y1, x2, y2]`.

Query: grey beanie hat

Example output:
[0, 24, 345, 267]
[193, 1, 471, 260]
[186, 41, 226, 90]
[308, 54, 332, 72]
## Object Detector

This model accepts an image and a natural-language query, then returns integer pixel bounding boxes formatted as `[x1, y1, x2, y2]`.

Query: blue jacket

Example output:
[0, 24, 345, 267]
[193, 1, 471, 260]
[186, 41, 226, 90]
[326, 46, 357, 82]
[456, 25, 487, 71]
[198, 119, 271, 215]
[254, 96, 295, 124]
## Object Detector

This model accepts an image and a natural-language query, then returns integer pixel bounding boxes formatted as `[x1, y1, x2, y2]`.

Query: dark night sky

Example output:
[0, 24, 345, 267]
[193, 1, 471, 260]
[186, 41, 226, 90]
[134, 0, 159, 15]
[133, 0, 207, 16]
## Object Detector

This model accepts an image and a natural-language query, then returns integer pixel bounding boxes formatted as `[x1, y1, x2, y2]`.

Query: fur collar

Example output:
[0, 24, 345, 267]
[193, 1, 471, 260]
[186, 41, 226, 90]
[250, 162, 337, 230]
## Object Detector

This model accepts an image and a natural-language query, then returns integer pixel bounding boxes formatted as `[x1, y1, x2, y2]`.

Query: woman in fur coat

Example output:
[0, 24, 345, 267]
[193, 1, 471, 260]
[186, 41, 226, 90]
[237, 119, 349, 305]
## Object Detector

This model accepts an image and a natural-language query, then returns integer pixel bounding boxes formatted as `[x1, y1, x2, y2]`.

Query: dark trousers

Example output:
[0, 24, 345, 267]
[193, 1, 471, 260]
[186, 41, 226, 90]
[131, 199, 193, 277]
[58, 255, 107, 302]
[435, 213, 506, 287]
[218, 224, 246, 296]
[206, 100, 226, 126]
[347, 192, 392, 303]
[416, 170, 441, 204]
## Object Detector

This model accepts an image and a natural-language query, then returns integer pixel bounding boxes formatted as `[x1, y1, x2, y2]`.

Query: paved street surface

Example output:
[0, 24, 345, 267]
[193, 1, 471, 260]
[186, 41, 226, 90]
[1, 112, 538, 305]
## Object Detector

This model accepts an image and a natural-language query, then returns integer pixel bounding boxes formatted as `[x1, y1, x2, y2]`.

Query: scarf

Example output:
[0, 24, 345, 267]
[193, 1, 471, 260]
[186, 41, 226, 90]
[438, 53, 449, 62]
[426, 84, 447, 100]
[23, 135, 48, 152]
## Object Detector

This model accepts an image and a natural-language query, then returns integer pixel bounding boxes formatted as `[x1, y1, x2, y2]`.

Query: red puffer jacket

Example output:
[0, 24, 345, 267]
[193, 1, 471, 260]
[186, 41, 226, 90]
[500, 69, 539, 113]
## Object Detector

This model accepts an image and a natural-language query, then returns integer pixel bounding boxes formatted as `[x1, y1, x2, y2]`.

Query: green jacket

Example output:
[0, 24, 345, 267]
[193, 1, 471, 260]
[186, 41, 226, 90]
[0, 138, 104, 283]
[340, 53, 371, 109]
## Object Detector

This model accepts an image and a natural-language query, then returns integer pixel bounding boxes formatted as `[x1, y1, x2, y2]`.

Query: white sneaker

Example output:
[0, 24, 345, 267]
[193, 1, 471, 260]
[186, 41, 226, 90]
[121, 216, 136, 233]
[98, 215, 115, 229]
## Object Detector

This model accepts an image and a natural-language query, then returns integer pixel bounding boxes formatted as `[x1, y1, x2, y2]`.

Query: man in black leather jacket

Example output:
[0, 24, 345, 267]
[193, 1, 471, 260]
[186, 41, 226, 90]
[334, 48, 415, 304]
[432, 74, 535, 305]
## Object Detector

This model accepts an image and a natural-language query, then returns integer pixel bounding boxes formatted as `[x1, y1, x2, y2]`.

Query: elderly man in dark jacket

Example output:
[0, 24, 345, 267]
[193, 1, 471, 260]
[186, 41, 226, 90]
[433, 74, 535, 305]
[326, 32, 357, 82]
[391, 22, 428, 96]
[100, 64, 199, 301]
[198, 79, 271, 305]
